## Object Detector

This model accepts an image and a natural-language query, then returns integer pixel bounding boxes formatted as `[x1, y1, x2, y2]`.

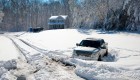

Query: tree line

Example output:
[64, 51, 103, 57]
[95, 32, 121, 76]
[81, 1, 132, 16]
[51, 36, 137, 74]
[0, 0, 140, 32]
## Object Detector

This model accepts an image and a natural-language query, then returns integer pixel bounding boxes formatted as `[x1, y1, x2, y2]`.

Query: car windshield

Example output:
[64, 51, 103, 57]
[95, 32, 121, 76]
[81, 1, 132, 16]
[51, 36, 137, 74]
[79, 40, 101, 48]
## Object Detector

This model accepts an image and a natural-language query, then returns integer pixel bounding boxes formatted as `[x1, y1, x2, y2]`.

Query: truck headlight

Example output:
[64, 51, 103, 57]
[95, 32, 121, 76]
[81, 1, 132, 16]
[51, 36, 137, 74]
[91, 49, 99, 59]
[92, 49, 99, 53]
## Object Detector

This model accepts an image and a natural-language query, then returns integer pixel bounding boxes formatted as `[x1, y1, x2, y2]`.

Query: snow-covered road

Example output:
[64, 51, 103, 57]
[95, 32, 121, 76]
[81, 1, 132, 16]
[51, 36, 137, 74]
[0, 35, 20, 61]
[0, 34, 84, 80]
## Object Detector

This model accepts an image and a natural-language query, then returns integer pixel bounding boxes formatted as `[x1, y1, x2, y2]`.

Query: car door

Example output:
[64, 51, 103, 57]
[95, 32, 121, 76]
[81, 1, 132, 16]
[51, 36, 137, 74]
[100, 40, 107, 56]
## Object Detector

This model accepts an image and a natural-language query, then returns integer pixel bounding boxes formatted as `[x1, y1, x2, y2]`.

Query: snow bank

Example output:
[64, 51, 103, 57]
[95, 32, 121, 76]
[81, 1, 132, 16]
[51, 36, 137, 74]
[0, 67, 7, 77]
[0, 60, 17, 70]
[65, 57, 140, 80]
[75, 63, 140, 80]
[0, 71, 17, 80]
[0, 60, 17, 79]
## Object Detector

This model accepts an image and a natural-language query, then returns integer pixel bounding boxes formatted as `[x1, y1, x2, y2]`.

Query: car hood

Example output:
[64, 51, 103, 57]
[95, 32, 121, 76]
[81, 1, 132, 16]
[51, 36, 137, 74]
[74, 46, 99, 52]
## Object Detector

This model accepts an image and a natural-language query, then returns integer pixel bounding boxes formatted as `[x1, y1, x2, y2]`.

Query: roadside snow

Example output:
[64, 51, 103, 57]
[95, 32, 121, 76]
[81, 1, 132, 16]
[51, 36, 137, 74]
[18, 29, 140, 80]
[0, 35, 20, 61]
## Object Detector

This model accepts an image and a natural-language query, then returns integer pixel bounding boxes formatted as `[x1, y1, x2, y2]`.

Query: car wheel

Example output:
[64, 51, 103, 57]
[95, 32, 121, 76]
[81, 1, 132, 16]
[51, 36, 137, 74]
[98, 55, 102, 61]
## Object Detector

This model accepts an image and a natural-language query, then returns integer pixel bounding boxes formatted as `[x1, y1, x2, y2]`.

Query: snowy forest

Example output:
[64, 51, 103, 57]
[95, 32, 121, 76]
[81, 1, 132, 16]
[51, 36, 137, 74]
[0, 0, 140, 32]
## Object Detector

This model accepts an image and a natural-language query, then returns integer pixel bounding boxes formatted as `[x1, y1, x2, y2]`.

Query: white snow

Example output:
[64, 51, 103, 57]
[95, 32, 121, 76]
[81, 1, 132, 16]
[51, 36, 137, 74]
[0, 29, 140, 80]
[0, 35, 20, 61]
[18, 29, 140, 80]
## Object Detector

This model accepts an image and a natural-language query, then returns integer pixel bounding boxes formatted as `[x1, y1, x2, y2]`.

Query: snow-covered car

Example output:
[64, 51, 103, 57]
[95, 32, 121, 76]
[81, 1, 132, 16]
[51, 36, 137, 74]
[72, 38, 108, 61]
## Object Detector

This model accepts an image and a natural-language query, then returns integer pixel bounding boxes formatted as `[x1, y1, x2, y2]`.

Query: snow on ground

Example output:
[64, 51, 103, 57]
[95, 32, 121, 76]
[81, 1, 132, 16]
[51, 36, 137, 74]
[0, 33, 84, 80]
[0, 29, 140, 80]
[18, 29, 140, 80]
[0, 35, 20, 61]
[0, 55, 83, 80]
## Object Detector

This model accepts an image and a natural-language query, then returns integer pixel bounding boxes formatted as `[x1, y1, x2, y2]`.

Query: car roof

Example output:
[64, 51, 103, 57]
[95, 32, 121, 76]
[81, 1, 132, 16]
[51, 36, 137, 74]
[84, 38, 103, 41]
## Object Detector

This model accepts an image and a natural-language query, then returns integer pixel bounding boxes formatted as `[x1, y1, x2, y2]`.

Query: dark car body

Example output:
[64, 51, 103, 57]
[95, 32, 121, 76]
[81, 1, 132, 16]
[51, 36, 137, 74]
[72, 38, 108, 61]
[29, 27, 44, 32]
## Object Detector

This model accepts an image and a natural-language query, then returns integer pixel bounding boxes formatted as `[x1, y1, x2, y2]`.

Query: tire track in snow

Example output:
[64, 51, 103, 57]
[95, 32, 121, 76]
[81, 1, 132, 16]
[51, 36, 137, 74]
[0, 35, 38, 79]
[18, 39, 75, 66]
[5, 35, 85, 80]
[5, 36, 32, 63]
[19, 39, 48, 53]
[4, 35, 28, 62]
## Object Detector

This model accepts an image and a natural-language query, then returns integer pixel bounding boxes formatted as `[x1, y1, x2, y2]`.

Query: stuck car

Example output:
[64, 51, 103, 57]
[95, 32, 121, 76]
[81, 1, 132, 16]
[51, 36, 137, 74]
[72, 38, 108, 61]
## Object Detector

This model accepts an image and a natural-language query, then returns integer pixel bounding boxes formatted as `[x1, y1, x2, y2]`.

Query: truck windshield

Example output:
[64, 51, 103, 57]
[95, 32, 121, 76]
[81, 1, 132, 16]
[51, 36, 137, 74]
[79, 40, 100, 48]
